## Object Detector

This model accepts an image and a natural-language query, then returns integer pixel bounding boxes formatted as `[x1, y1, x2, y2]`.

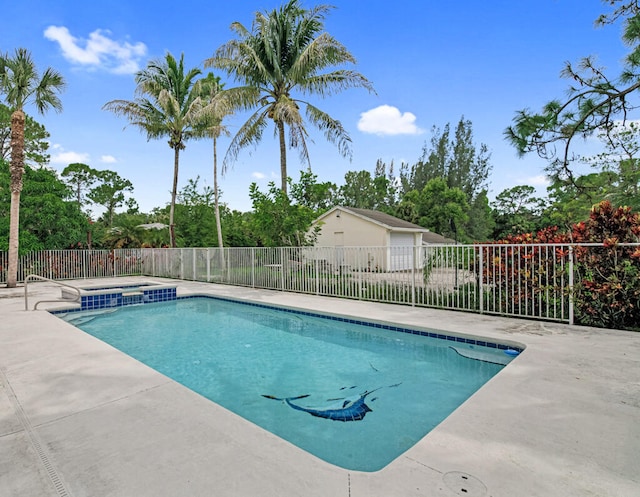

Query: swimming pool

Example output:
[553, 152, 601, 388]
[57, 296, 521, 471]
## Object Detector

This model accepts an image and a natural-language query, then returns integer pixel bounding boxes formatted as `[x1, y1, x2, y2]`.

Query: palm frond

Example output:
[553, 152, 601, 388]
[288, 121, 311, 166]
[0, 47, 65, 113]
[305, 102, 352, 159]
[35, 67, 65, 113]
[223, 108, 270, 172]
[299, 69, 375, 97]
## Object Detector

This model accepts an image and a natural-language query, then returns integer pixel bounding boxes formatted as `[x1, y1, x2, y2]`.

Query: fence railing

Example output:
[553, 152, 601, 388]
[139, 245, 576, 322]
[0, 249, 144, 283]
[4, 244, 638, 325]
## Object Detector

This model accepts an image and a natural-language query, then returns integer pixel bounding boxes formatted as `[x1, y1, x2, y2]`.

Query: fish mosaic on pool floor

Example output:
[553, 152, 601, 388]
[262, 383, 401, 422]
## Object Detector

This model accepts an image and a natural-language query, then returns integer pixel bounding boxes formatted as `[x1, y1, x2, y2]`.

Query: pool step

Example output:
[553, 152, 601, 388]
[61, 288, 80, 300]
[448, 345, 511, 366]
[122, 291, 144, 306]
[63, 308, 119, 326]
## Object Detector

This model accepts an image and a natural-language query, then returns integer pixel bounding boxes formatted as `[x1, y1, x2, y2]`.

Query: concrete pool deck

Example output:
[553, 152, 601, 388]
[1, 277, 638, 497]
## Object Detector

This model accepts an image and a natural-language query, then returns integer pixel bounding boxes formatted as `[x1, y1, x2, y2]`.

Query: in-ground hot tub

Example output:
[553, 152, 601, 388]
[61, 281, 177, 310]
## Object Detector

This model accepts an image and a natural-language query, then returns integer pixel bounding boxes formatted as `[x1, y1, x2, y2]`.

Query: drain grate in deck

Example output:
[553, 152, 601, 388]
[442, 471, 487, 497]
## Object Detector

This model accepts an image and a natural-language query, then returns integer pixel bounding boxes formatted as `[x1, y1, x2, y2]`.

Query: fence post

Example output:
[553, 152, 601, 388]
[315, 255, 320, 295]
[251, 248, 255, 288]
[207, 248, 211, 282]
[280, 247, 285, 291]
[568, 246, 574, 325]
[411, 244, 417, 306]
[357, 248, 362, 300]
[478, 245, 484, 315]
[224, 248, 229, 283]
[179, 249, 184, 280]
[192, 248, 196, 281]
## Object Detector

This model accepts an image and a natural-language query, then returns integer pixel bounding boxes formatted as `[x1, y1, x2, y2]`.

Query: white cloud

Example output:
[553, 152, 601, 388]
[44, 25, 147, 74]
[51, 151, 90, 164]
[357, 105, 423, 136]
[524, 174, 550, 187]
[50, 145, 90, 164]
[100, 155, 117, 163]
[251, 172, 266, 179]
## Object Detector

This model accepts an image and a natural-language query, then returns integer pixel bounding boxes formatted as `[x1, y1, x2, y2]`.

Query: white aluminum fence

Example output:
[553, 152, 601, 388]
[137, 244, 577, 323]
[0, 249, 144, 282]
[4, 244, 638, 324]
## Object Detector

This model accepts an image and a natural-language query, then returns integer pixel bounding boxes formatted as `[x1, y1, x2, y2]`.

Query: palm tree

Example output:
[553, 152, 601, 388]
[0, 48, 65, 288]
[196, 73, 231, 253]
[103, 52, 202, 247]
[205, 0, 374, 194]
[103, 223, 145, 249]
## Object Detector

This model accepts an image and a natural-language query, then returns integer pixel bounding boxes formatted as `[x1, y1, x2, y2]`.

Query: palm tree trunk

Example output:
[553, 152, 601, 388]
[213, 136, 225, 271]
[169, 146, 180, 248]
[7, 191, 21, 288]
[277, 120, 288, 194]
[213, 137, 224, 249]
[7, 110, 25, 288]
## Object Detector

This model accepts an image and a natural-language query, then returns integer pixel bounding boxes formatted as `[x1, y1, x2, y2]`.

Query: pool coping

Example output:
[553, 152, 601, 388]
[1, 277, 639, 497]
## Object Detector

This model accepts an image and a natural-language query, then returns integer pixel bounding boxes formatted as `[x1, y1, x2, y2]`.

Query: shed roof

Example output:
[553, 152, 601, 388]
[343, 208, 426, 230]
[341, 208, 456, 243]
[313, 207, 456, 243]
[314, 206, 427, 232]
[422, 231, 456, 244]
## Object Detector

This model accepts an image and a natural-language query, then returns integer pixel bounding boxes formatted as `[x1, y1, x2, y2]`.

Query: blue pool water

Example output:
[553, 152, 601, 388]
[59, 296, 517, 471]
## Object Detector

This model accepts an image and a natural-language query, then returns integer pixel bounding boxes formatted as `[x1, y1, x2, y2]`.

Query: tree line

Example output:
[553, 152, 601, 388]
[2, 0, 640, 289]
[2, 106, 638, 253]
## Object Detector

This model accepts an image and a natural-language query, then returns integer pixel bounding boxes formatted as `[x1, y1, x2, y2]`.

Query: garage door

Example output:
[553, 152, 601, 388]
[390, 233, 415, 271]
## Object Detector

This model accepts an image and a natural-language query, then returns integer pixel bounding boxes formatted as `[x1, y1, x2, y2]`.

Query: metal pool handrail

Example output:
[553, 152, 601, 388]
[24, 274, 82, 311]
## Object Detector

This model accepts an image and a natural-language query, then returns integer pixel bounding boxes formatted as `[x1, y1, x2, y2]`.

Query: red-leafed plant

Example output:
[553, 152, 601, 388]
[480, 226, 570, 319]
[485, 201, 640, 330]
[571, 201, 640, 330]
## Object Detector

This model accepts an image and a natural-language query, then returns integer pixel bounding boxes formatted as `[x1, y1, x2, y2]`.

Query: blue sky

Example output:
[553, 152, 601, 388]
[1, 0, 631, 214]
